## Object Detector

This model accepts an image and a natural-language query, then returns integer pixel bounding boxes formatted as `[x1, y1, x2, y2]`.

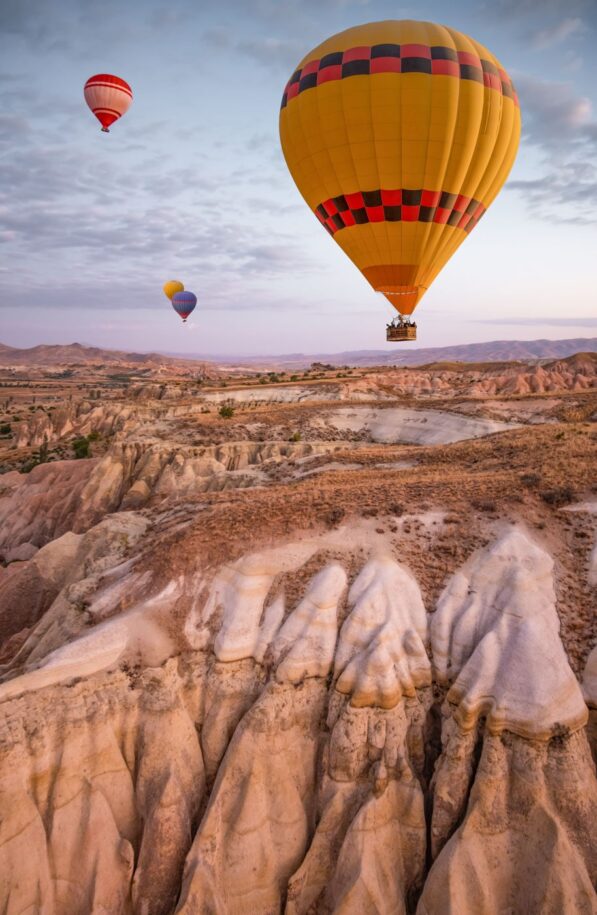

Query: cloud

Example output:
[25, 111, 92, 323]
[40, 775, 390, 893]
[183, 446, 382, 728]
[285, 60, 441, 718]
[202, 26, 231, 49]
[242, 243, 312, 273]
[509, 75, 597, 222]
[0, 0, 47, 34]
[202, 28, 306, 72]
[0, 0, 179, 56]
[508, 169, 597, 223]
[0, 113, 31, 142]
[0, 116, 321, 312]
[516, 74, 593, 144]
[530, 16, 585, 49]
[236, 36, 306, 70]
[482, 0, 597, 39]
[488, 0, 589, 16]
[474, 317, 597, 327]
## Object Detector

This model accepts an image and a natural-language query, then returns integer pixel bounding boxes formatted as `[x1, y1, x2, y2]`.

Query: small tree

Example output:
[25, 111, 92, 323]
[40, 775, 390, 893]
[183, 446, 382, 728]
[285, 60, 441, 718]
[219, 404, 235, 419]
[72, 436, 90, 459]
[38, 434, 49, 464]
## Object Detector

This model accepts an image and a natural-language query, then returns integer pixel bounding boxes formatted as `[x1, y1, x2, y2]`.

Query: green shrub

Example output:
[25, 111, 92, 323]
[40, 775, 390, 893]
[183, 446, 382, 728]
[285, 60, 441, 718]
[0, 423, 10, 435]
[219, 405, 235, 419]
[38, 437, 49, 465]
[540, 487, 574, 507]
[290, 431, 302, 442]
[72, 437, 90, 459]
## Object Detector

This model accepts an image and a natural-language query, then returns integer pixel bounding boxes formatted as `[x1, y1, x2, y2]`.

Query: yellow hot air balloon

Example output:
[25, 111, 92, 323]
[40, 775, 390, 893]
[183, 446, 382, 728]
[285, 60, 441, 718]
[279, 20, 521, 340]
[163, 280, 184, 301]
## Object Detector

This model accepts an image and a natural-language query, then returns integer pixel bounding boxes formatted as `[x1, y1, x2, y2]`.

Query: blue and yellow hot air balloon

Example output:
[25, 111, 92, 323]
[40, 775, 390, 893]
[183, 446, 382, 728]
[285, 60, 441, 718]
[163, 280, 184, 301]
[171, 291, 197, 323]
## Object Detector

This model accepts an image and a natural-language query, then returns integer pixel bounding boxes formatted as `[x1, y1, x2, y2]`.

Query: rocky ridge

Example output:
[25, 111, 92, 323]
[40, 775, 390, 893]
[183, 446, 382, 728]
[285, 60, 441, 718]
[0, 519, 595, 914]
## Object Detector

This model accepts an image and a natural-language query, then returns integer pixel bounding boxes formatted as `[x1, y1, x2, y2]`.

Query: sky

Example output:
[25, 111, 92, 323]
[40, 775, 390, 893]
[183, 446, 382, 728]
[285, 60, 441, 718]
[1, 0, 596, 356]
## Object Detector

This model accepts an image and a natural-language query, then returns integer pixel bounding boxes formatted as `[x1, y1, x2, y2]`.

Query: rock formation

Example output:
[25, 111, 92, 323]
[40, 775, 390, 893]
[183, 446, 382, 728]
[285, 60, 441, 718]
[0, 349, 595, 914]
[0, 522, 594, 914]
[0, 440, 338, 551]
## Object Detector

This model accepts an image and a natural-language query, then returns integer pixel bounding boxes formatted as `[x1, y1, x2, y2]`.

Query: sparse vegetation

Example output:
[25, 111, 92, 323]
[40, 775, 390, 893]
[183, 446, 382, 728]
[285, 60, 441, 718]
[72, 436, 91, 459]
[472, 499, 497, 513]
[325, 508, 345, 526]
[38, 436, 49, 465]
[540, 487, 575, 507]
[20, 458, 40, 474]
[520, 472, 541, 487]
[219, 405, 235, 419]
[389, 503, 404, 516]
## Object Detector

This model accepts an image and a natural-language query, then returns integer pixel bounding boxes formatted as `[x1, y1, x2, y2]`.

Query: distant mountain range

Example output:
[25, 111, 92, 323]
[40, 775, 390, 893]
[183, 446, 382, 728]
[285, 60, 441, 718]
[0, 342, 203, 367]
[0, 337, 596, 369]
[171, 337, 597, 369]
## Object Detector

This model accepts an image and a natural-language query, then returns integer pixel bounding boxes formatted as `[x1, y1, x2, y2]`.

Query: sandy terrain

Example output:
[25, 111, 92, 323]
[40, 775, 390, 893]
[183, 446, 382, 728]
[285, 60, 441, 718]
[0, 348, 595, 914]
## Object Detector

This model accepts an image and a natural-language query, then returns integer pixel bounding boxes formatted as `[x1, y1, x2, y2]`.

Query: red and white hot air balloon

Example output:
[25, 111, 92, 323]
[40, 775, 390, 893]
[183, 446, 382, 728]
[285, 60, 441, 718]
[84, 74, 133, 132]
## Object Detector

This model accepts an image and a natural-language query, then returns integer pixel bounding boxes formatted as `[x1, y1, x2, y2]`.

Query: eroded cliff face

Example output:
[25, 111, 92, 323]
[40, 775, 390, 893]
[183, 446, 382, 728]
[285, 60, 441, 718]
[0, 520, 595, 915]
[0, 440, 341, 554]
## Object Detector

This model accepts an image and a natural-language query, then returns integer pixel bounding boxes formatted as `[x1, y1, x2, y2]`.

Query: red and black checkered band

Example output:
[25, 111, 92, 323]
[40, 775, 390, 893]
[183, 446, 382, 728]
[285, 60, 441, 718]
[281, 44, 518, 109]
[315, 189, 486, 235]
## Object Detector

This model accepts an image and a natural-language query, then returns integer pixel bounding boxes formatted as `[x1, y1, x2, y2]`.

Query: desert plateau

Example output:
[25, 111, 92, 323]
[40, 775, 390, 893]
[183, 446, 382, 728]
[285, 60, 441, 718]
[0, 341, 595, 914]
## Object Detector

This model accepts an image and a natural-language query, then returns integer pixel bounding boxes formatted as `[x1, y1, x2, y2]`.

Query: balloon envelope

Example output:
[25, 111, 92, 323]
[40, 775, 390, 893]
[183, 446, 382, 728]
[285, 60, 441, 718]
[163, 280, 184, 301]
[84, 74, 133, 132]
[279, 20, 521, 316]
[172, 291, 197, 322]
